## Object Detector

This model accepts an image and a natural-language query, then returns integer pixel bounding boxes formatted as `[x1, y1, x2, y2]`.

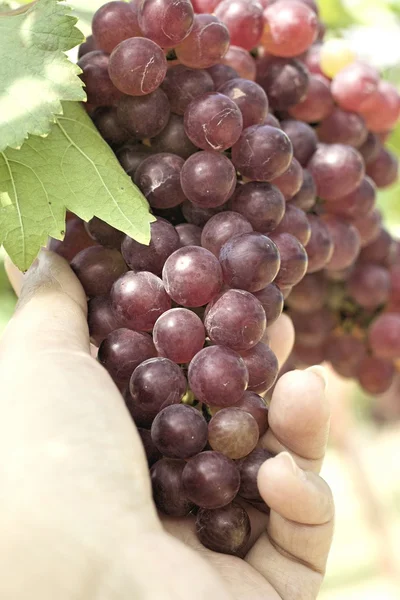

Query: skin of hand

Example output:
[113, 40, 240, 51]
[0, 249, 334, 600]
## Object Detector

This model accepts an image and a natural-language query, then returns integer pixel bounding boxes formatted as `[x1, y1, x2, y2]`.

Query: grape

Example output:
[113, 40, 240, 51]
[360, 81, 400, 133]
[48, 217, 97, 262]
[280, 119, 318, 166]
[240, 342, 279, 394]
[196, 503, 251, 556]
[366, 148, 398, 189]
[181, 200, 225, 226]
[326, 334, 366, 378]
[270, 158, 303, 201]
[307, 144, 365, 201]
[175, 223, 202, 247]
[238, 448, 274, 501]
[85, 217, 124, 249]
[71, 246, 127, 297]
[273, 205, 311, 246]
[205, 289, 266, 351]
[320, 39, 356, 79]
[207, 64, 238, 88]
[217, 78, 269, 129]
[359, 229, 393, 265]
[305, 214, 334, 273]
[270, 232, 308, 287]
[93, 107, 129, 146]
[318, 108, 368, 149]
[232, 391, 269, 435]
[78, 51, 122, 106]
[302, 42, 324, 76]
[289, 169, 316, 210]
[347, 264, 390, 310]
[232, 125, 293, 181]
[359, 132, 381, 165]
[201, 211, 253, 257]
[253, 283, 284, 326]
[182, 451, 241, 509]
[288, 74, 334, 123]
[161, 65, 214, 115]
[151, 458, 194, 517]
[290, 307, 336, 347]
[188, 345, 249, 407]
[78, 35, 97, 59]
[262, 0, 318, 57]
[293, 341, 325, 366]
[208, 407, 259, 459]
[117, 88, 170, 139]
[111, 271, 171, 331]
[330, 62, 379, 113]
[92, 1, 142, 53]
[215, 0, 264, 51]
[129, 357, 187, 418]
[223, 46, 256, 81]
[229, 182, 285, 235]
[151, 404, 208, 459]
[354, 208, 382, 247]
[121, 218, 180, 275]
[324, 177, 376, 221]
[150, 114, 197, 159]
[322, 215, 361, 271]
[219, 232, 280, 292]
[109, 37, 167, 97]
[117, 143, 152, 178]
[357, 357, 395, 395]
[153, 308, 205, 363]
[123, 387, 154, 428]
[180, 151, 236, 207]
[286, 272, 327, 313]
[256, 55, 309, 110]
[134, 153, 186, 209]
[138, 428, 162, 467]
[87, 295, 121, 346]
[175, 14, 230, 69]
[368, 313, 400, 359]
[163, 246, 223, 307]
[98, 328, 157, 383]
[264, 113, 281, 128]
[138, 0, 194, 48]
[184, 92, 243, 152]
[191, 0, 221, 12]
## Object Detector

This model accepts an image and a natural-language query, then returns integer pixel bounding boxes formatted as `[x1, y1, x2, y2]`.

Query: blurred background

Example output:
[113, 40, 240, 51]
[1, 0, 400, 597]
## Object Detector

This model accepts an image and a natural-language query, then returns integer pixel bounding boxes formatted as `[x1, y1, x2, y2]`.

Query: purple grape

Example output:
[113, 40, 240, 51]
[238, 448, 274, 501]
[366, 148, 399, 189]
[218, 78, 269, 128]
[219, 232, 281, 292]
[98, 328, 157, 383]
[208, 407, 259, 459]
[288, 74, 334, 122]
[134, 153, 186, 209]
[347, 264, 390, 309]
[175, 223, 202, 247]
[85, 217, 124, 249]
[273, 204, 311, 246]
[322, 215, 361, 271]
[151, 404, 208, 459]
[116, 88, 170, 139]
[184, 92, 243, 152]
[232, 391, 269, 436]
[253, 283, 284, 326]
[354, 208, 382, 247]
[201, 211, 253, 257]
[207, 64, 239, 88]
[359, 132, 381, 165]
[92, 1, 141, 53]
[280, 119, 318, 166]
[330, 61, 379, 113]
[290, 308, 335, 347]
[196, 503, 251, 556]
[138, 428, 162, 467]
[357, 356, 395, 395]
[71, 246, 127, 297]
[326, 334, 366, 378]
[229, 182, 285, 234]
[93, 107, 129, 146]
[78, 51, 122, 106]
[138, 0, 194, 48]
[269, 232, 308, 287]
[232, 125, 293, 181]
[175, 14, 230, 69]
[180, 151, 236, 207]
[306, 214, 334, 273]
[117, 142, 153, 177]
[369, 313, 400, 360]
[240, 342, 279, 394]
[161, 65, 214, 115]
[181, 200, 225, 226]
[205, 289, 266, 351]
[153, 308, 205, 363]
[317, 108, 368, 148]
[188, 345, 249, 407]
[78, 34, 97, 59]
[262, 0, 318, 57]
[270, 157, 303, 201]
[285, 272, 327, 313]
[223, 45, 256, 81]
[325, 176, 376, 221]
[129, 357, 187, 418]
[87, 295, 121, 346]
[256, 55, 309, 110]
[182, 451, 241, 509]
[359, 228, 393, 265]
[109, 37, 167, 96]
[150, 114, 197, 159]
[151, 458, 195, 516]
[163, 246, 223, 307]
[111, 271, 171, 331]
[215, 0, 264, 51]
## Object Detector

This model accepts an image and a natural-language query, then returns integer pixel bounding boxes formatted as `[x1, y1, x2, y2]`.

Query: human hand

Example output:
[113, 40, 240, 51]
[1, 249, 333, 600]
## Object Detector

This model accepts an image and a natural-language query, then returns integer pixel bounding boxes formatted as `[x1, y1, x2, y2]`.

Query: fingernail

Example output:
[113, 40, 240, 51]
[274, 452, 300, 476]
[306, 365, 327, 389]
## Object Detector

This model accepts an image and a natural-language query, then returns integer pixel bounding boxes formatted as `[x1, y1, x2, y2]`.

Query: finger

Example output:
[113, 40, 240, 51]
[260, 367, 329, 473]
[267, 313, 295, 369]
[245, 452, 334, 600]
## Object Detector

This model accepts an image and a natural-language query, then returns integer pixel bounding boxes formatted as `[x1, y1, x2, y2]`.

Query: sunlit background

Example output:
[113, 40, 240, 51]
[1, 0, 400, 598]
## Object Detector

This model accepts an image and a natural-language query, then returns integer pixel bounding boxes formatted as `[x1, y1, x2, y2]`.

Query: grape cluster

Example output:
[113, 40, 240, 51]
[50, 0, 400, 553]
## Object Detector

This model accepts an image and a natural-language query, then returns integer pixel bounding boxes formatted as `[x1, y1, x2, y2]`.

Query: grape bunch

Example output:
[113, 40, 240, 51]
[50, 0, 400, 553]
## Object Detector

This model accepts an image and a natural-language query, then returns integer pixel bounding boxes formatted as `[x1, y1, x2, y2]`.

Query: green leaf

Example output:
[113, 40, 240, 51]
[0, 101, 154, 271]
[0, 0, 86, 152]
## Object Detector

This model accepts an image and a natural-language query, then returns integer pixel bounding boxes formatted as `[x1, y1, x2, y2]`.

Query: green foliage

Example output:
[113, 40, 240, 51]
[0, 102, 154, 271]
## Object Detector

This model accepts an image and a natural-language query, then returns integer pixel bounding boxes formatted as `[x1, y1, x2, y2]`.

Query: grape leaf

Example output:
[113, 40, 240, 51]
[0, 101, 154, 271]
[0, 0, 86, 152]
